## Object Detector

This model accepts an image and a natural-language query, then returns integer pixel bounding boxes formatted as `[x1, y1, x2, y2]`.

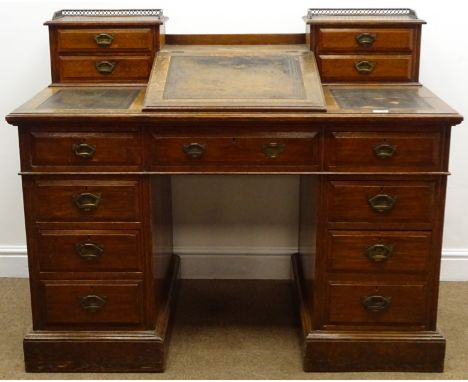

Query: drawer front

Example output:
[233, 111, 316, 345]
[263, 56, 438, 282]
[317, 28, 415, 53]
[319, 55, 413, 82]
[326, 180, 436, 226]
[149, 133, 319, 169]
[326, 282, 427, 325]
[57, 28, 153, 52]
[33, 179, 141, 222]
[37, 230, 142, 272]
[29, 131, 142, 170]
[59, 56, 152, 82]
[327, 230, 431, 273]
[326, 131, 443, 172]
[41, 281, 143, 326]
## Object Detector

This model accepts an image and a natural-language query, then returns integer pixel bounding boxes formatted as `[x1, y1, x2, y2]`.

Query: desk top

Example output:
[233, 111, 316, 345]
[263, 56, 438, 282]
[6, 44, 462, 124]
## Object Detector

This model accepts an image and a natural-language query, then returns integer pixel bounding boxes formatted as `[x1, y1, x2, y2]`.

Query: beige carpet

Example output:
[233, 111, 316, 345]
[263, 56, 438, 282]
[0, 278, 467, 379]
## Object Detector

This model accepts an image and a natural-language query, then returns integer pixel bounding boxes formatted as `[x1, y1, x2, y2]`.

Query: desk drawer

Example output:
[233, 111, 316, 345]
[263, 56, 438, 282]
[318, 55, 413, 82]
[33, 179, 141, 222]
[59, 56, 152, 82]
[326, 282, 427, 326]
[327, 230, 431, 273]
[317, 28, 415, 53]
[28, 131, 142, 171]
[326, 180, 436, 227]
[40, 280, 143, 326]
[326, 131, 443, 172]
[57, 28, 153, 52]
[37, 230, 142, 273]
[149, 133, 319, 170]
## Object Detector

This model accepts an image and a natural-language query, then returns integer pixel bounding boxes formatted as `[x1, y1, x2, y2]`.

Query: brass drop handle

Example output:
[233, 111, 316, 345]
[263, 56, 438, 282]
[79, 294, 107, 313]
[73, 192, 102, 212]
[368, 194, 396, 213]
[356, 32, 377, 47]
[75, 243, 104, 261]
[94, 33, 114, 47]
[262, 143, 285, 159]
[73, 143, 96, 159]
[354, 60, 376, 75]
[364, 243, 394, 263]
[362, 295, 392, 312]
[95, 61, 116, 75]
[183, 143, 206, 159]
[373, 143, 396, 159]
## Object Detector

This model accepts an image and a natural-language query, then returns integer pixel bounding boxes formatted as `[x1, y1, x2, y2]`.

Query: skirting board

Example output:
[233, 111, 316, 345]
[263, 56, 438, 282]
[1, 246, 468, 281]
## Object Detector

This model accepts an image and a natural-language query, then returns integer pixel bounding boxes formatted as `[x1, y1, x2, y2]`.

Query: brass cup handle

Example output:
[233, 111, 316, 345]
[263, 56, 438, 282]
[362, 295, 392, 312]
[368, 193, 396, 213]
[75, 243, 104, 261]
[94, 33, 114, 47]
[354, 60, 376, 75]
[73, 192, 102, 212]
[262, 143, 285, 159]
[364, 243, 394, 263]
[73, 143, 96, 159]
[356, 32, 377, 47]
[95, 61, 116, 75]
[183, 143, 206, 159]
[373, 143, 396, 159]
[79, 294, 107, 313]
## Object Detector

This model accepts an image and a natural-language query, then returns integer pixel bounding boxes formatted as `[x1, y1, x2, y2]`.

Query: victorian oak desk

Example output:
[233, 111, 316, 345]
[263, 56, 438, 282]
[5, 8, 463, 373]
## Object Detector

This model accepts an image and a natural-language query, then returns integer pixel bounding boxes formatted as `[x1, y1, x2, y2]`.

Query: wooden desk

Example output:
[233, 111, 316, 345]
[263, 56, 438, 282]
[5, 8, 463, 373]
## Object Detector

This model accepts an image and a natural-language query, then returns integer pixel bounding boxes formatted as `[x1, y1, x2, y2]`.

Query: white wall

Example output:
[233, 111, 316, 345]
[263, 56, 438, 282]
[1, 0, 467, 279]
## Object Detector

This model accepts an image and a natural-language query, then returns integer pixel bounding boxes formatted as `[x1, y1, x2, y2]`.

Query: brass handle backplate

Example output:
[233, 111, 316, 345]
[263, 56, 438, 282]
[73, 143, 96, 159]
[262, 143, 285, 159]
[73, 192, 102, 212]
[356, 32, 377, 47]
[79, 294, 107, 313]
[95, 61, 116, 75]
[354, 60, 376, 75]
[75, 243, 104, 261]
[364, 243, 394, 263]
[183, 143, 206, 159]
[373, 143, 396, 159]
[368, 193, 396, 213]
[362, 295, 392, 312]
[94, 33, 114, 47]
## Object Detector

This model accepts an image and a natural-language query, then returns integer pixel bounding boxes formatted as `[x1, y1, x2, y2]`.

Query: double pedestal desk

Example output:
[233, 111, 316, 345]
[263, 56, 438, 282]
[6, 8, 463, 373]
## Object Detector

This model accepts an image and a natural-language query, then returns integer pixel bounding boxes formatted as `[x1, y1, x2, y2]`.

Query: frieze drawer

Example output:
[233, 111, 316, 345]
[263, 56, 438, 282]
[27, 130, 142, 171]
[148, 132, 320, 171]
[325, 131, 443, 172]
[40, 280, 144, 327]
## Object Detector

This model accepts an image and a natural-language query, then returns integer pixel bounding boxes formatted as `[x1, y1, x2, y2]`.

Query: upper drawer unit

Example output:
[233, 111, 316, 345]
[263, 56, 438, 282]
[45, 9, 166, 84]
[305, 8, 424, 83]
